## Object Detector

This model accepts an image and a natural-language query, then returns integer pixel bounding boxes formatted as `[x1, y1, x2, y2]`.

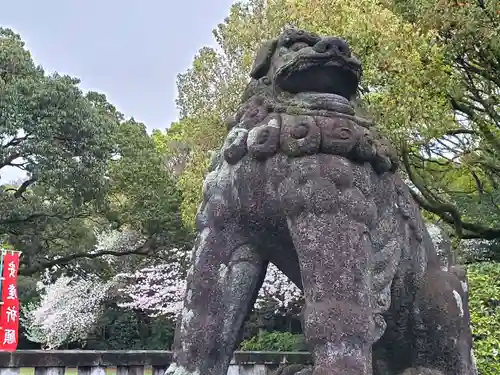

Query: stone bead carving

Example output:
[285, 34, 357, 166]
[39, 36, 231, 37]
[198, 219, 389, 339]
[247, 114, 281, 160]
[316, 116, 362, 155]
[280, 114, 321, 157]
[223, 128, 248, 164]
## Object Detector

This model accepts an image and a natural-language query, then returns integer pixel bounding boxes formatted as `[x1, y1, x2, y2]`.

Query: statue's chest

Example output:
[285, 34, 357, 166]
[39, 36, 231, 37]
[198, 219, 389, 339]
[246, 112, 397, 174]
[217, 112, 398, 212]
[272, 113, 366, 159]
[225, 112, 377, 163]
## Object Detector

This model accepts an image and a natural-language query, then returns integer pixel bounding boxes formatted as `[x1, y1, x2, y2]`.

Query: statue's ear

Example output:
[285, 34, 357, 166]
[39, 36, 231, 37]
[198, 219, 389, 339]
[250, 38, 278, 79]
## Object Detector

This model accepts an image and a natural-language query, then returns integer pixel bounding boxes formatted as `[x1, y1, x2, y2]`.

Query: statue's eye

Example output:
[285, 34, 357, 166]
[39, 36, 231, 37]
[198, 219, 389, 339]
[290, 42, 309, 51]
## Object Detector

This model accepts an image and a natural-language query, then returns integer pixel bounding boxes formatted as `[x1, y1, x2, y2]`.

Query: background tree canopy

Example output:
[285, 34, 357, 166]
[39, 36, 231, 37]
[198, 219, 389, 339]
[0, 27, 189, 278]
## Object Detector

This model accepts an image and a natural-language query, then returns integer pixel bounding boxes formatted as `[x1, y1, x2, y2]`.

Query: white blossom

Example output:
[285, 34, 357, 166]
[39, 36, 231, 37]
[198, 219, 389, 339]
[257, 264, 302, 312]
[426, 222, 495, 263]
[117, 256, 303, 317]
[93, 227, 146, 262]
[20, 227, 143, 349]
[116, 247, 188, 317]
[21, 276, 113, 349]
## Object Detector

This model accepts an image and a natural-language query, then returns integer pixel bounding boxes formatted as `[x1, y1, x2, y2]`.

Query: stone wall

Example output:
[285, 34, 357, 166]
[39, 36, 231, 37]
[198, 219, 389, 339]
[0, 351, 312, 375]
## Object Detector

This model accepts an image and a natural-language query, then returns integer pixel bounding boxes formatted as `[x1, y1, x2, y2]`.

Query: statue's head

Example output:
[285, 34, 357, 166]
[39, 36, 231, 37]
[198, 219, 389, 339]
[250, 27, 362, 101]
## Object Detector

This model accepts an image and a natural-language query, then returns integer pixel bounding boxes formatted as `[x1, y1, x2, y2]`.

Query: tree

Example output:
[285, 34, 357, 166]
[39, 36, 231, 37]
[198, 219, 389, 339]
[0, 27, 188, 276]
[21, 275, 113, 349]
[117, 259, 302, 319]
[157, 0, 500, 244]
[0, 27, 117, 224]
[116, 246, 189, 318]
[0, 27, 114, 273]
[5, 116, 188, 278]
[255, 264, 302, 312]
[20, 227, 184, 349]
[2, 26, 190, 349]
[387, 0, 500, 241]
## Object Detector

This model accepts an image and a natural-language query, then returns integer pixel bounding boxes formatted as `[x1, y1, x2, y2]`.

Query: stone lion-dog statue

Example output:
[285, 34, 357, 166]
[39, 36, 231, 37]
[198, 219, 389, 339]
[165, 27, 478, 375]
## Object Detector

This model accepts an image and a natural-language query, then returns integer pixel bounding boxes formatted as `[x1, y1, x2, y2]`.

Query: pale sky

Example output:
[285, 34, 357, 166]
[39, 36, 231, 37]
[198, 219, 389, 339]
[1, 0, 236, 182]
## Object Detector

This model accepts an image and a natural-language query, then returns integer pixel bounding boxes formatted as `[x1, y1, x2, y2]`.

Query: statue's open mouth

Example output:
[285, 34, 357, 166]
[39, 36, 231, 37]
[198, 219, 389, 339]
[274, 55, 361, 100]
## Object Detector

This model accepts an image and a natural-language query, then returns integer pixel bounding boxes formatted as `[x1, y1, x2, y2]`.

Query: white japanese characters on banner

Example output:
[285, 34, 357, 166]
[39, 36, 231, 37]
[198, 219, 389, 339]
[0, 249, 21, 351]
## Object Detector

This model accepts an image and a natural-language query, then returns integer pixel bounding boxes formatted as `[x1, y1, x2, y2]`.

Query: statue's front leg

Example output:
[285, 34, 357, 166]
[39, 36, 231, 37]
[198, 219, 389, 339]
[281, 156, 380, 375]
[167, 202, 266, 375]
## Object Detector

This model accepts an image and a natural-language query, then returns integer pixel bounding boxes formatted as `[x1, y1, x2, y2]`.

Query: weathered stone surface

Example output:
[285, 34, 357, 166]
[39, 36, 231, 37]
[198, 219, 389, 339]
[167, 27, 478, 375]
[397, 368, 444, 375]
[274, 364, 310, 375]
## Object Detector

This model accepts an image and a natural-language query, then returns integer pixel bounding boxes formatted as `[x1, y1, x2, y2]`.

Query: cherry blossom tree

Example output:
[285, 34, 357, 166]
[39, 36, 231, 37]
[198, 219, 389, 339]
[256, 264, 302, 312]
[115, 247, 189, 317]
[113, 224, 461, 318]
[20, 227, 142, 349]
[21, 275, 113, 349]
[117, 259, 303, 318]
[117, 224, 454, 318]
[93, 227, 147, 260]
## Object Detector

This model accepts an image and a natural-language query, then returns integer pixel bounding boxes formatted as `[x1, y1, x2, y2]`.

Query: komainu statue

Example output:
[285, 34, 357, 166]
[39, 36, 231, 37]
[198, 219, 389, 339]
[166, 28, 478, 375]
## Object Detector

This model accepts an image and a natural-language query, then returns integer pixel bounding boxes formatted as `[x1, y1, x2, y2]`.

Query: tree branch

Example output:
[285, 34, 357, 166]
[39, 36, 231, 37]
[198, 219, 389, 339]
[2, 133, 32, 149]
[20, 238, 154, 276]
[402, 145, 500, 240]
[0, 211, 85, 226]
[450, 96, 500, 153]
[402, 142, 464, 229]
[0, 151, 22, 169]
[13, 177, 37, 199]
[444, 129, 478, 136]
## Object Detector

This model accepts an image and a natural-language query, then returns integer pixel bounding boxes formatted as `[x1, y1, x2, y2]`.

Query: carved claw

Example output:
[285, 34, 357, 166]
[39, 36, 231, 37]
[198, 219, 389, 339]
[273, 364, 313, 375]
[398, 367, 444, 375]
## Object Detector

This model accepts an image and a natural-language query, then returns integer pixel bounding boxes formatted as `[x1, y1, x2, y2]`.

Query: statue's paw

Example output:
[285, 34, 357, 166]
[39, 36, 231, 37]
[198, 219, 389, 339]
[273, 364, 313, 375]
[295, 367, 313, 375]
[164, 364, 198, 375]
[398, 367, 444, 375]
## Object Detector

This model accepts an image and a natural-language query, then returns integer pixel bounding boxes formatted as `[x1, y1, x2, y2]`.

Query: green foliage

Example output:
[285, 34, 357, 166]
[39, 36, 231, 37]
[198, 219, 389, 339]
[467, 262, 500, 374]
[0, 27, 188, 276]
[388, 0, 500, 240]
[105, 118, 186, 242]
[162, 0, 500, 240]
[240, 331, 308, 352]
[0, 27, 117, 205]
[153, 116, 224, 227]
[0, 26, 190, 349]
[87, 306, 175, 350]
[3, 0, 498, 356]
[0, 27, 114, 273]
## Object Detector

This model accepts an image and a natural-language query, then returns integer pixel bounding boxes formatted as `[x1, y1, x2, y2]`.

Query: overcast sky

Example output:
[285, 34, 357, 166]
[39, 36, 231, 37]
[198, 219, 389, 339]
[1, 0, 236, 182]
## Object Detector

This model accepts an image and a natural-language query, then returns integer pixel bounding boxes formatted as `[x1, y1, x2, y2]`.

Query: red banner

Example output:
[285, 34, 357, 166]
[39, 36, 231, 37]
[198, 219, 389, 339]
[0, 251, 20, 352]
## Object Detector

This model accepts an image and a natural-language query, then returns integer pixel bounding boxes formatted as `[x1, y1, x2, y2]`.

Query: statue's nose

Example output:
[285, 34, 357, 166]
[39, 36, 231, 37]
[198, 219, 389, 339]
[313, 37, 351, 57]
